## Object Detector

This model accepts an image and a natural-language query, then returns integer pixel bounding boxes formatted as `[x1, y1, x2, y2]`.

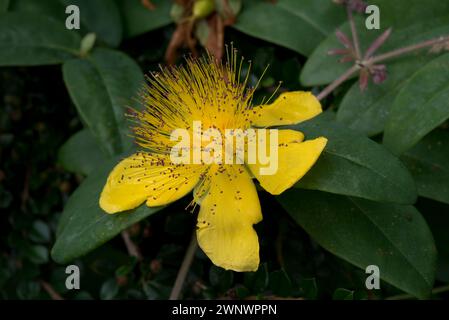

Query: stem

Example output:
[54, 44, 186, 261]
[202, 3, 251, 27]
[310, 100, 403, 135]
[386, 284, 449, 300]
[169, 232, 198, 300]
[316, 35, 449, 100]
[40, 280, 64, 300]
[121, 230, 142, 261]
[369, 36, 449, 65]
[347, 7, 361, 60]
[316, 65, 359, 101]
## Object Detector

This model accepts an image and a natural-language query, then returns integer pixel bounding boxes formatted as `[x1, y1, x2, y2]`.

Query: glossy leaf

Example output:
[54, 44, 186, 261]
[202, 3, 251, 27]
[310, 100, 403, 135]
[117, 0, 172, 38]
[401, 129, 449, 204]
[278, 189, 437, 299]
[63, 48, 143, 156]
[421, 202, 449, 283]
[59, 0, 123, 47]
[289, 115, 417, 204]
[336, 56, 431, 137]
[233, 0, 345, 56]
[0, 0, 9, 11]
[0, 13, 80, 66]
[10, 0, 66, 21]
[383, 53, 449, 155]
[332, 288, 354, 300]
[52, 158, 163, 264]
[58, 129, 109, 176]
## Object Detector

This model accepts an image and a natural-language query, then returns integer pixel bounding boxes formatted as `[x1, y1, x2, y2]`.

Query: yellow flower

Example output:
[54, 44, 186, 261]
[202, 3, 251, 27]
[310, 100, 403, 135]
[99, 52, 327, 272]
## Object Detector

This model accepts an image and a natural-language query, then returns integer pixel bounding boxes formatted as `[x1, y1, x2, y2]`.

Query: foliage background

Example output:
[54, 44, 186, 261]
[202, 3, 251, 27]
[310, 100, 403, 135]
[1, 0, 449, 300]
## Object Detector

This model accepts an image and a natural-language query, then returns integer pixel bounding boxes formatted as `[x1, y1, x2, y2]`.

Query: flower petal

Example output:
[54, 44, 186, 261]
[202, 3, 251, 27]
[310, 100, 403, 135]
[250, 91, 322, 127]
[99, 153, 203, 214]
[196, 165, 262, 272]
[246, 129, 327, 195]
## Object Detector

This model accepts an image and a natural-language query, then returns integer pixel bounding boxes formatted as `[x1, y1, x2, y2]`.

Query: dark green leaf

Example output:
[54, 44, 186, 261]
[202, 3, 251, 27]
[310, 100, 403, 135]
[420, 201, 449, 283]
[100, 278, 119, 300]
[384, 53, 449, 155]
[51, 157, 163, 264]
[29, 220, 51, 244]
[59, 0, 122, 47]
[0, 13, 80, 66]
[300, 16, 375, 86]
[268, 270, 292, 297]
[233, 0, 344, 56]
[58, 129, 109, 176]
[117, 0, 172, 38]
[16, 281, 40, 299]
[291, 115, 417, 204]
[332, 288, 354, 300]
[235, 286, 250, 299]
[25, 244, 49, 264]
[244, 263, 268, 293]
[10, 0, 65, 21]
[369, 0, 449, 28]
[209, 266, 234, 292]
[0, 0, 9, 11]
[63, 48, 143, 156]
[401, 129, 449, 204]
[278, 189, 437, 299]
[300, 278, 318, 299]
[336, 56, 431, 137]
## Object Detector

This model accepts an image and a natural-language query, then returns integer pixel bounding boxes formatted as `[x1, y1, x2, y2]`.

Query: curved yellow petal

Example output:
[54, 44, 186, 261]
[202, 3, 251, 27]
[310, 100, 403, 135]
[246, 129, 327, 195]
[250, 91, 322, 127]
[99, 153, 203, 214]
[196, 165, 262, 272]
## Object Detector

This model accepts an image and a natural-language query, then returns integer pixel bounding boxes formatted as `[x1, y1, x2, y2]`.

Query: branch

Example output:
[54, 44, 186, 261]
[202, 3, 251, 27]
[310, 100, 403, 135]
[369, 35, 449, 65]
[316, 65, 359, 101]
[169, 232, 198, 300]
[316, 35, 449, 100]
[40, 280, 64, 300]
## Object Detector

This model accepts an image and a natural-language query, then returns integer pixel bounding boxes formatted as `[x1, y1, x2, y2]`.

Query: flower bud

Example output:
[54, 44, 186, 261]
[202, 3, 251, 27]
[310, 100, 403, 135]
[192, 0, 215, 19]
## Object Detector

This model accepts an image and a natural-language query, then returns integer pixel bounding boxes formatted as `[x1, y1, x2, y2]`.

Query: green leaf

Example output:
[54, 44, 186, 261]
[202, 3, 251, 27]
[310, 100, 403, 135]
[117, 0, 172, 38]
[300, 17, 364, 87]
[278, 189, 437, 299]
[244, 263, 268, 293]
[58, 129, 109, 176]
[100, 279, 119, 300]
[421, 202, 449, 283]
[62, 48, 144, 156]
[25, 244, 49, 264]
[336, 55, 431, 137]
[209, 266, 234, 292]
[332, 288, 354, 300]
[290, 115, 417, 204]
[51, 157, 163, 264]
[300, 278, 318, 299]
[300, 5, 449, 86]
[233, 0, 344, 56]
[10, 0, 66, 21]
[0, 0, 10, 11]
[401, 129, 449, 204]
[29, 220, 51, 244]
[384, 53, 449, 155]
[0, 13, 80, 66]
[369, 0, 449, 28]
[59, 0, 123, 47]
[268, 270, 292, 297]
